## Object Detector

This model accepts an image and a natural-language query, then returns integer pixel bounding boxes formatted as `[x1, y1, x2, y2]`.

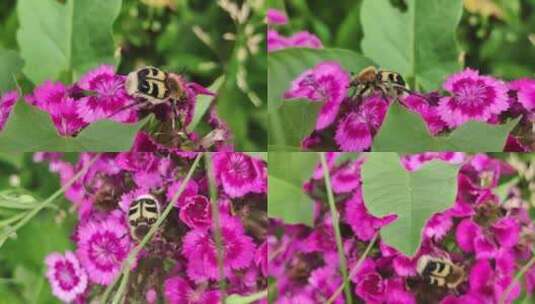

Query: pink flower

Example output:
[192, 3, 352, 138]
[404, 94, 447, 135]
[182, 216, 255, 282]
[284, 62, 350, 130]
[163, 276, 220, 304]
[424, 213, 453, 241]
[335, 111, 372, 151]
[308, 266, 343, 304]
[256, 240, 268, 276]
[287, 32, 323, 49]
[213, 152, 266, 198]
[331, 159, 362, 193]
[491, 217, 520, 248]
[353, 259, 386, 303]
[385, 278, 416, 304]
[27, 81, 87, 136]
[45, 251, 88, 302]
[0, 90, 18, 131]
[474, 234, 498, 259]
[455, 218, 482, 253]
[437, 68, 509, 127]
[335, 96, 388, 151]
[166, 178, 199, 207]
[401, 152, 465, 172]
[179, 195, 212, 229]
[76, 217, 132, 285]
[267, 30, 323, 52]
[344, 191, 396, 241]
[76, 65, 137, 123]
[266, 9, 288, 25]
[509, 78, 535, 111]
[469, 259, 521, 303]
[146, 288, 158, 304]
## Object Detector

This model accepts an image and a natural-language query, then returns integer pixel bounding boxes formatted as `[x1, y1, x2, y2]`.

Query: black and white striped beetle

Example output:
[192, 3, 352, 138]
[127, 194, 161, 241]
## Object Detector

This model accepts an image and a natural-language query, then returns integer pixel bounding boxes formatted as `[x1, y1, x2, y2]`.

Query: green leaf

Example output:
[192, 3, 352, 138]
[361, 152, 460, 256]
[268, 48, 375, 110]
[269, 101, 322, 150]
[361, 0, 463, 90]
[0, 48, 24, 92]
[268, 152, 318, 226]
[225, 290, 267, 304]
[188, 76, 225, 132]
[0, 101, 147, 152]
[372, 102, 519, 152]
[16, 0, 121, 84]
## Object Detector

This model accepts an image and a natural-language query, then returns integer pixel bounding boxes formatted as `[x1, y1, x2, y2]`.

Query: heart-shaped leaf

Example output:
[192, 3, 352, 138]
[0, 48, 24, 92]
[269, 101, 322, 151]
[361, 152, 460, 256]
[0, 101, 147, 152]
[361, 0, 463, 90]
[17, 0, 121, 84]
[373, 102, 519, 152]
[268, 152, 318, 226]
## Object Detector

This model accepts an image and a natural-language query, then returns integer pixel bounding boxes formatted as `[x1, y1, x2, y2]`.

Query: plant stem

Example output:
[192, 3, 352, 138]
[320, 152, 353, 304]
[499, 254, 535, 304]
[326, 233, 379, 304]
[102, 153, 203, 303]
[0, 154, 100, 247]
[205, 153, 227, 301]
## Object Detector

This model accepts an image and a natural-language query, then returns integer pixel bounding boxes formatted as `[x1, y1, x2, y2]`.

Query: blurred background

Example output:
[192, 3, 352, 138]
[0, 0, 267, 151]
[274, 0, 535, 80]
[0, 153, 77, 303]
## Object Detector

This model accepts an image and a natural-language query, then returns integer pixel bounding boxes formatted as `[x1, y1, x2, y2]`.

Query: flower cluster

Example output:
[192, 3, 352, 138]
[284, 62, 535, 151]
[0, 65, 232, 151]
[267, 9, 323, 52]
[269, 152, 535, 303]
[38, 152, 266, 303]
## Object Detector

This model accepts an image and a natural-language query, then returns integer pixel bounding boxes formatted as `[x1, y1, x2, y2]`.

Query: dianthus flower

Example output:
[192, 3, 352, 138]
[76, 216, 132, 285]
[45, 251, 88, 302]
[76, 65, 137, 124]
[213, 152, 266, 198]
[182, 216, 256, 282]
[266, 8, 288, 25]
[284, 62, 350, 130]
[269, 152, 535, 303]
[164, 276, 220, 304]
[438, 68, 509, 127]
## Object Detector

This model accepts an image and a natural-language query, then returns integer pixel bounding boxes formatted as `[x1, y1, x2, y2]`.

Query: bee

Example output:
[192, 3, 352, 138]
[416, 255, 465, 289]
[127, 194, 161, 241]
[350, 66, 410, 101]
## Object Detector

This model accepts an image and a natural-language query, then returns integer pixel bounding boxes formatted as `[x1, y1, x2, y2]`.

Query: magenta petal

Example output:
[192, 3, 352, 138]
[491, 217, 520, 248]
[335, 112, 372, 151]
[455, 218, 481, 252]
[284, 61, 350, 130]
[266, 8, 288, 25]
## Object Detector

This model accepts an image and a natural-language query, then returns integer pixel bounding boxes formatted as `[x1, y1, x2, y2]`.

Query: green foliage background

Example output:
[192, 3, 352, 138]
[0, 0, 267, 151]
[280, 0, 535, 80]
[0, 153, 77, 303]
[268, 0, 535, 151]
